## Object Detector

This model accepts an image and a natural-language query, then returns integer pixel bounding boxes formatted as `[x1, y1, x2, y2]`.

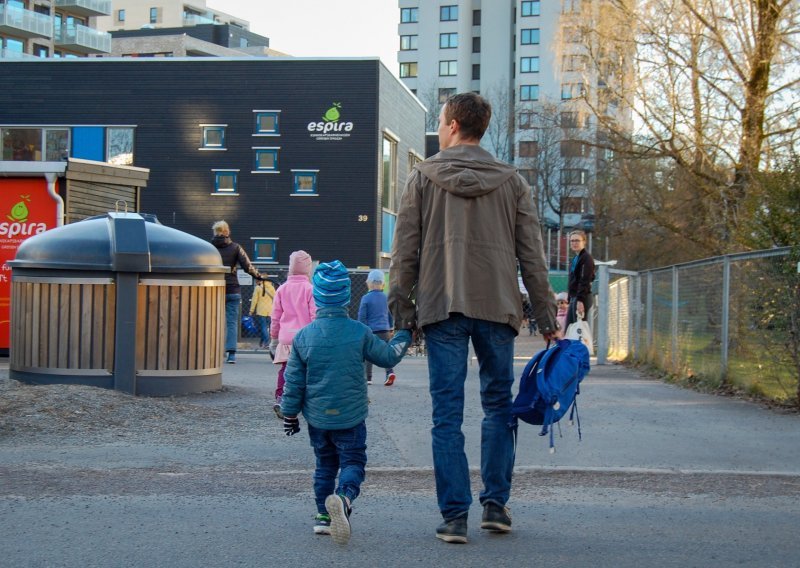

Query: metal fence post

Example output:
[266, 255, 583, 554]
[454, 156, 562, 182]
[646, 272, 653, 353]
[671, 266, 679, 371]
[721, 255, 731, 381]
[597, 263, 610, 364]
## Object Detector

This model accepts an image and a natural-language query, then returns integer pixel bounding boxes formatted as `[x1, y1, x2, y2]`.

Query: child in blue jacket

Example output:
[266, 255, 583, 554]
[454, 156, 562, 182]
[281, 260, 411, 545]
[358, 269, 397, 385]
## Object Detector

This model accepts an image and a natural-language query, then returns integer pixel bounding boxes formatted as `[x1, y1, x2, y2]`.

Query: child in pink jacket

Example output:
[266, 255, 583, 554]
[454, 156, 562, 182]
[270, 250, 316, 418]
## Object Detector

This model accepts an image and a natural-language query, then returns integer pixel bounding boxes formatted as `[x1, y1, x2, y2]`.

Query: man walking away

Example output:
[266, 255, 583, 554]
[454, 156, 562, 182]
[389, 92, 558, 544]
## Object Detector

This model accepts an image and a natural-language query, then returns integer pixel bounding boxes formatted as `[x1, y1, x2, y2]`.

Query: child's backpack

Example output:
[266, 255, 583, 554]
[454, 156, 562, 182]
[511, 339, 591, 452]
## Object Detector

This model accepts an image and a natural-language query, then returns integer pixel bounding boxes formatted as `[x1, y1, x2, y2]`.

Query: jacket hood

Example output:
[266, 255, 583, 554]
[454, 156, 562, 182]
[211, 235, 232, 248]
[416, 144, 519, 198]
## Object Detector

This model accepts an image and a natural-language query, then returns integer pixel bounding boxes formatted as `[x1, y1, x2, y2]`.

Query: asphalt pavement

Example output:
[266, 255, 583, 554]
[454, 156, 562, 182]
[2, 333, 800, 567]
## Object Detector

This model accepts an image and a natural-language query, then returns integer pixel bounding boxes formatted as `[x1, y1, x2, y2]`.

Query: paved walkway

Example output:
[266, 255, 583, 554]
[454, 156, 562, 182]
[2, 334, 799, 567]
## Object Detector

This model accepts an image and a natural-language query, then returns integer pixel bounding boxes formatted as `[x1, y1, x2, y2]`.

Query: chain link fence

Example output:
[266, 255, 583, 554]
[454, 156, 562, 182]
[598, 247, 799, 404]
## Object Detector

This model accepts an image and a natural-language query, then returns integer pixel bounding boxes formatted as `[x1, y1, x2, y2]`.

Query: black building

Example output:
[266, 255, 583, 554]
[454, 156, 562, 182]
[0, 57, 426, 269]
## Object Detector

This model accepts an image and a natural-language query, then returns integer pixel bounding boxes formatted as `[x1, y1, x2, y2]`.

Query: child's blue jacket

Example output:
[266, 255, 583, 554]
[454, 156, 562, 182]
[281, 306, 411, 429]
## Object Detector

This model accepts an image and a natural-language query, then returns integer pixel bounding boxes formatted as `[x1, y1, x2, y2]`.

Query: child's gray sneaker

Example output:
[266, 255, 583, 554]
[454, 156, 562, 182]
[435, 516, 467, 544]
[313, 513, 331, 535]
[325, 494, 351, 545]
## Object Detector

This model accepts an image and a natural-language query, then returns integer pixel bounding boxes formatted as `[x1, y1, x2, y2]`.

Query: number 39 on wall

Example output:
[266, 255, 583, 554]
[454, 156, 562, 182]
[358, 215, 368, 222]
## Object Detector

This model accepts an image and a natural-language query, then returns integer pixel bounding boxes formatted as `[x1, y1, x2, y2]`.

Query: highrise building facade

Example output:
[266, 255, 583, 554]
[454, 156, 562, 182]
[0, 0, 112, 58]
[397, 0, 631, 242]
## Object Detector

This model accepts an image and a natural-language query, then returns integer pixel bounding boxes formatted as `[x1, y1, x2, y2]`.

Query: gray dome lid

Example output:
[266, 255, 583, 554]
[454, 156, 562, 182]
[10, 213, 226, 273]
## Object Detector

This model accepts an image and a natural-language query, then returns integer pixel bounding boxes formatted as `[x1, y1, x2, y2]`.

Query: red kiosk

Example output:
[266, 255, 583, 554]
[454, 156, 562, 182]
[0, 162, 64, 355]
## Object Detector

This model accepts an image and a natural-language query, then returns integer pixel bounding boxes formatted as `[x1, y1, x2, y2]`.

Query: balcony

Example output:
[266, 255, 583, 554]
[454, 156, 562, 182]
[183, 13, 216, 26]
[0, 48, 38, 59]
[55, 23, 111, 54]
[54, 0, 112, 17]
[0, 4, 53, 39]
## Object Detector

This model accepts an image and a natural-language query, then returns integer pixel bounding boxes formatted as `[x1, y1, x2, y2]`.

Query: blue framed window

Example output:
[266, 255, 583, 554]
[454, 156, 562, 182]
[440, 5, 458, 21]
[520, 84, 539, 101]
[400, 7, 418, 23]
[149, 7, 158, 23]
[213, 170, 238, 194]
[520, 56, 539, 73]
[117, 9, 125, 22]
[292, 170, 318, 195]
[254, 111, 280, 135]
[252, 238, 278, 262]
[521, 1, 541, 16]
[439, 33, 458, 49]
[521, 28, 540, 45]
[201, 125, 226, 149]
[253, 148, 279, 172]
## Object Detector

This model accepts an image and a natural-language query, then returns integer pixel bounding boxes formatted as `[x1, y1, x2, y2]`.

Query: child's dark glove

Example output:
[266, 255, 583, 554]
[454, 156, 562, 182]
[283, 416, 300, 436]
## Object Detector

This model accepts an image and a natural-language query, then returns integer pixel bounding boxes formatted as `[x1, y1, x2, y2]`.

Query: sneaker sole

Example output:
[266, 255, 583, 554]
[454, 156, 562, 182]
[480, 521, 511, 532]
[435, 533, 467, 544]
[325, 495, 351, 545]
[313, 526, 331, 535]
[384, 374, 396, 386]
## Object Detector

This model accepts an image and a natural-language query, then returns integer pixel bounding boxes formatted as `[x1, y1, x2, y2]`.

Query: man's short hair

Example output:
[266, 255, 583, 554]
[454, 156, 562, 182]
[444, 92, 492, 141]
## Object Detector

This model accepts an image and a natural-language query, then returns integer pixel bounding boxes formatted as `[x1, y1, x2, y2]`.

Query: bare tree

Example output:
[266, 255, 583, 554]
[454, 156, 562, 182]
[583, 0, 800, 252]
[481, 83, 516, 163]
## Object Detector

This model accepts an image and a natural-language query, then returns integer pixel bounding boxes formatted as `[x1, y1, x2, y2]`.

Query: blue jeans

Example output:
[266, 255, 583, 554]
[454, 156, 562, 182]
[423, 314, 516, 521]
[225, 294, 241, 353]
[308, 422, 367, 514]
[255, 315, 271, 346]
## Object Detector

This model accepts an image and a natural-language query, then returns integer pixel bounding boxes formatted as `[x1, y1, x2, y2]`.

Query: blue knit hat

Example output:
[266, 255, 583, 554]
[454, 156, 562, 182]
[313, 260, 351, 307]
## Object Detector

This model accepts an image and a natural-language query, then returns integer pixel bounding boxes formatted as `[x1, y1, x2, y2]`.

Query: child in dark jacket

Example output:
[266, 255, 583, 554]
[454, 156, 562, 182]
[281, 260, 411, 545]
[358, 269, 397, 386]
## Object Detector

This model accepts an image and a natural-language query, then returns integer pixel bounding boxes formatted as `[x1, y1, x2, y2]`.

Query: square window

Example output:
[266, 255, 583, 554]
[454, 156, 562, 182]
[438, 87, 455, 104]
[400, 35, 418, 50]
[439, 60, 457, 76]
[214, 171, 238, 193]
[254, 111, 280, 135]
[401, 7, 418, 23]
[521, 28, 540, 45]
[254, 148, 279, 171]
[253, 238, 278, 262]
[520, 56, 539, 73]
[201, 125, 226, 148]
[519, 141, 539, 158]
[400, 62, 418, 78]
[561, 83, 585, 100]
[292, 171, 318, 195]
[440, 5, 458, 21]
[439, 32, 458, 49]
[107, 127, 134, 165]
[521, 1, 541, 16]
[520, 84, 539, 101]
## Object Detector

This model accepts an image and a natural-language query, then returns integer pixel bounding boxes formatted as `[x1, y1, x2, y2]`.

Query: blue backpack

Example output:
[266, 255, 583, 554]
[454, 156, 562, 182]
[511, 339, 591, 452]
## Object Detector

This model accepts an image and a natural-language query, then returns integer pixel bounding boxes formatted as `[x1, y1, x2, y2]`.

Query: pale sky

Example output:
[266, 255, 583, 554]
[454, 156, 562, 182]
[206, 0, 400, 77]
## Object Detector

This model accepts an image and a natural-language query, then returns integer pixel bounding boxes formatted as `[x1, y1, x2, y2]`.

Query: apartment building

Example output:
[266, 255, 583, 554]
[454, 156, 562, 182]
[95, 0, 248, 33]
[397, 0, 631, 240]
[0, 0, 112, 58]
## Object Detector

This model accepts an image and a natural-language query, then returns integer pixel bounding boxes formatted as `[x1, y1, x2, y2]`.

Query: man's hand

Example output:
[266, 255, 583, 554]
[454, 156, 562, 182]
[542, 331, 559, 343]
[283, 416, 300, 436]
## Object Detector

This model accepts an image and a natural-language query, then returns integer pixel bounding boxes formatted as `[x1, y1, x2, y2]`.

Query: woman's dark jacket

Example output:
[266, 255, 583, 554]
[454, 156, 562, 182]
[212, 235, 262, 295]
